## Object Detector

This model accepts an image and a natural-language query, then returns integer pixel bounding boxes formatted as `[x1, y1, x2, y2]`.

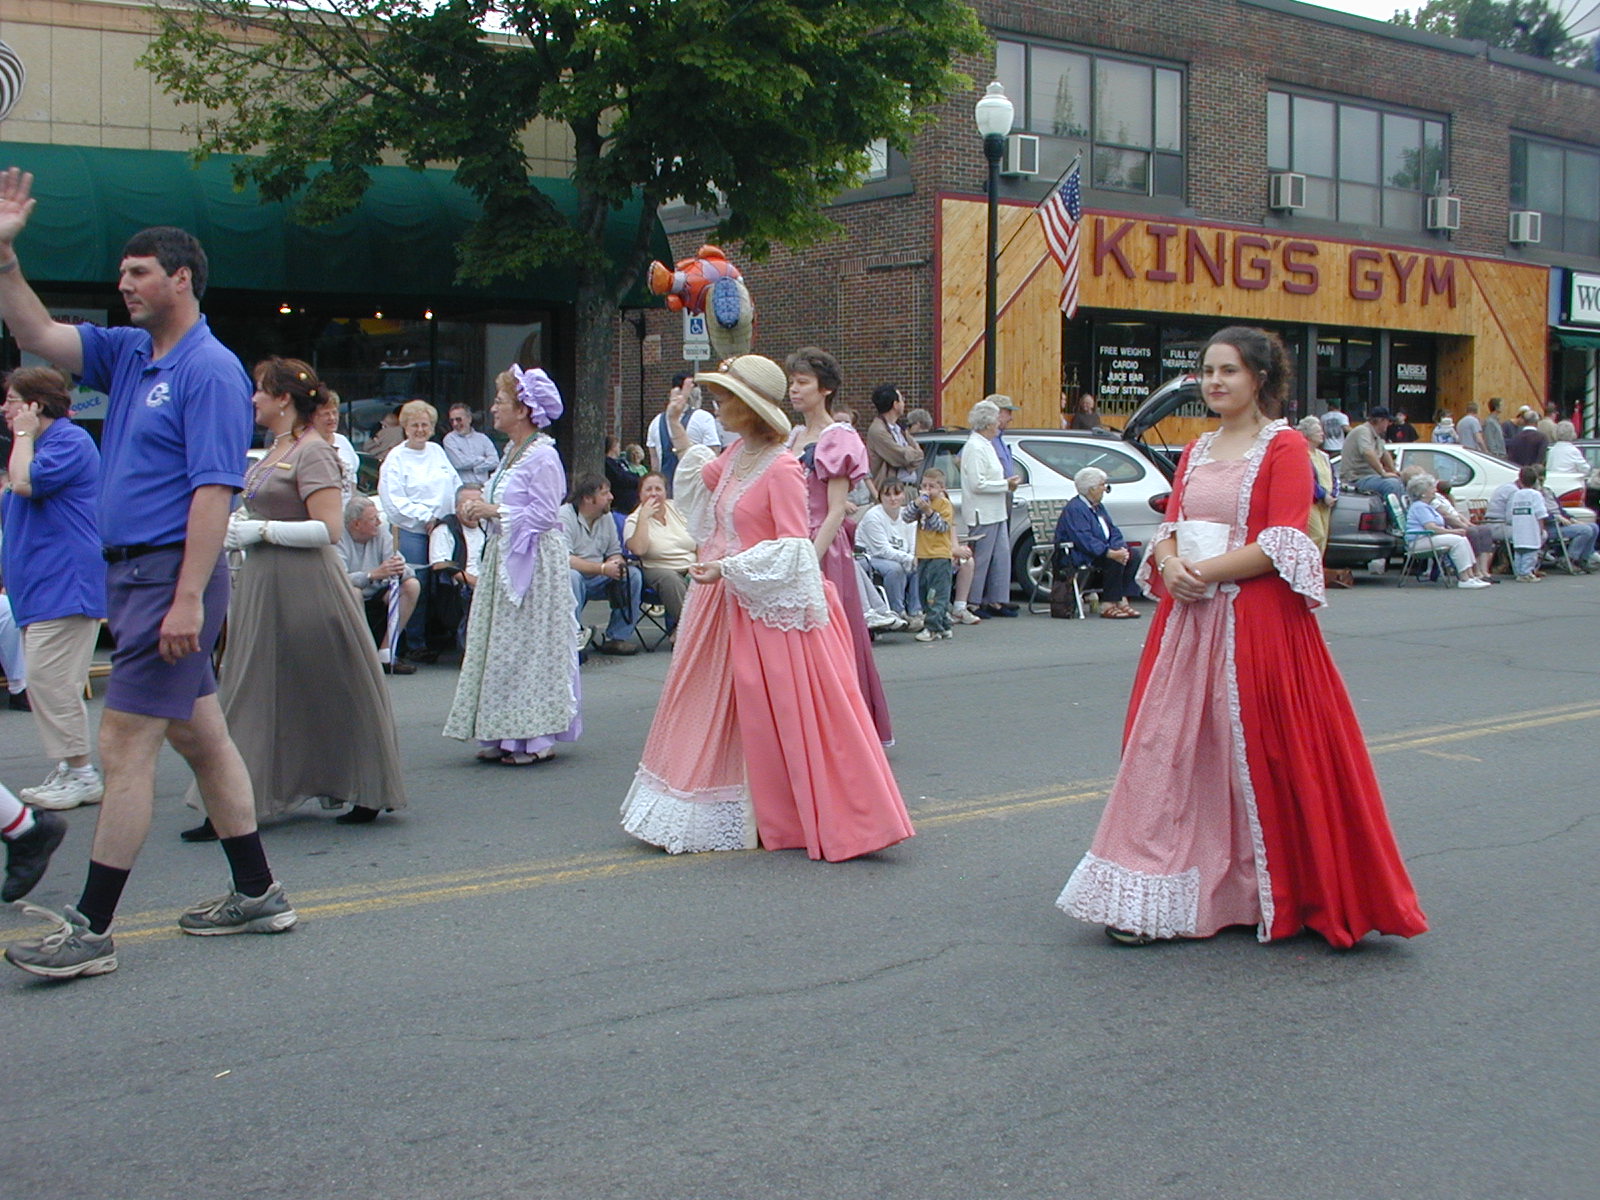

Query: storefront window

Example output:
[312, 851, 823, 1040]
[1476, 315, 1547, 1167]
[1269, 90, 1447, 231]
[1390, 337, 1436, 420]
[1316, 332, 1377, 420]
[997, 39, 1183, 199]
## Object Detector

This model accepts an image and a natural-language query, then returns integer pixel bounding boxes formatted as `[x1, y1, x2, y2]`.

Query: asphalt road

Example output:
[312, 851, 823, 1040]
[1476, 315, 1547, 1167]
[2, 574, 1596, 1200]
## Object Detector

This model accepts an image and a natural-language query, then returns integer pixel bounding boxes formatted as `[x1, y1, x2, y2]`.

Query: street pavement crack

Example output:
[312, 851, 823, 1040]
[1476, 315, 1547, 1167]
[1405, 811, 1597, 862]
[541, 943, 968, 1036]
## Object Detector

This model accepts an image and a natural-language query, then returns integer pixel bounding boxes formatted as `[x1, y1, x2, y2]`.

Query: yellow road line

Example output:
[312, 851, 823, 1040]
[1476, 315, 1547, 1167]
[5, 703, 1595, 946]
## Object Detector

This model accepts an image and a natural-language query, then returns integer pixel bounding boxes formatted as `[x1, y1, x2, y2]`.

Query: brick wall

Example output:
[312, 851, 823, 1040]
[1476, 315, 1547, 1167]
[607, 0, 1599, 432]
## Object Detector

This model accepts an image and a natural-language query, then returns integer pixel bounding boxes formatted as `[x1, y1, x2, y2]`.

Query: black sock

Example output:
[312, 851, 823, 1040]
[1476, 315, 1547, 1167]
[219, 832, 274, 898]
[77, 861, 131, 935]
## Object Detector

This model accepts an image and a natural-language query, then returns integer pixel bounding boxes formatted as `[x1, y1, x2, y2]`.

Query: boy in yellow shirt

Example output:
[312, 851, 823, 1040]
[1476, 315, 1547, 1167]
[905, 468, 956, 641]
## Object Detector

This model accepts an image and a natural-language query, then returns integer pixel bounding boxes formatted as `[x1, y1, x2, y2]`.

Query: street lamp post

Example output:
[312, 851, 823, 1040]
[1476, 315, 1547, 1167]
[974, 81, 1014, 399]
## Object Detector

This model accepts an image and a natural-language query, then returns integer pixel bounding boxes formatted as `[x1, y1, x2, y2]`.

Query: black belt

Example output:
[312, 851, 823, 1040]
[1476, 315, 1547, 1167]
[102, 542, 185, 563]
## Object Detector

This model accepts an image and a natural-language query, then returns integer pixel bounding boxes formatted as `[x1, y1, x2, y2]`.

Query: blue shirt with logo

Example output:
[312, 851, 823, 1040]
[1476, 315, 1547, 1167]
[78, 317, 253, 547]
[0, 419, 107, 625]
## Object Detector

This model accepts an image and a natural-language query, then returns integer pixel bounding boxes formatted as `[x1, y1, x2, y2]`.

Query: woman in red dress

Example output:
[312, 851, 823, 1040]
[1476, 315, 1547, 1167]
[1057, 327, 1427, 949]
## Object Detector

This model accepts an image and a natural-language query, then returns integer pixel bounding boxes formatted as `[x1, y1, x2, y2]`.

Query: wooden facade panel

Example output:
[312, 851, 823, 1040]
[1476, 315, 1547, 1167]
[939, 197, 1551, 427]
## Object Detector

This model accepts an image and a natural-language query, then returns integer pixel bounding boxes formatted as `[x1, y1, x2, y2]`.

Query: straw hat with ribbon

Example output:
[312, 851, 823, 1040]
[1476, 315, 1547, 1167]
[694, 355, 791, 438]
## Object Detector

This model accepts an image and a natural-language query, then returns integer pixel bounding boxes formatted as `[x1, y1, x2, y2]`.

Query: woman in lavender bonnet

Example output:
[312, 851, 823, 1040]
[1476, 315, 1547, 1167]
[443, 366, 581, 765]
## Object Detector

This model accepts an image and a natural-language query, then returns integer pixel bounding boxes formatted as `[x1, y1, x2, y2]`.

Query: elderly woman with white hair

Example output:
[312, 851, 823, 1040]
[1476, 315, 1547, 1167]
[1296, 415, 1337, 552]
[959, 398, 1021, 617]
[1404, 473, 1492, 588]
[1052, 466, 1143, 617]
[1546, 419, 1588, 477]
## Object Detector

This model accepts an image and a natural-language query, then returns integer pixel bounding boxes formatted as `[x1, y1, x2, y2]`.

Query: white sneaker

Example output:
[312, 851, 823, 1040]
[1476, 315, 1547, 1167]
[914, 629, 935, 643]
[906, 614, 925, 632]
[953, 607, 982, 625]
[19, 762, 67, 804]
[865, 611, 899, 631]
[939, 629, 954, 639]
[1457, 577, 1492, 589]
[25, 765, 105, 811]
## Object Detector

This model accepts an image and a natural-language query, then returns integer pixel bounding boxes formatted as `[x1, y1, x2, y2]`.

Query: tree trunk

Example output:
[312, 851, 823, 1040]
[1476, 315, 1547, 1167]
[569, 272, 614, 485]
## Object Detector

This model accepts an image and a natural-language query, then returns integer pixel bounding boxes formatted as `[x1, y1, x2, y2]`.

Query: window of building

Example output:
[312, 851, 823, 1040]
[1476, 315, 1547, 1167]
[995, 39, 1183, 199]
[1267, 90, 1445, 229]
[1511, 136, 1600, 257]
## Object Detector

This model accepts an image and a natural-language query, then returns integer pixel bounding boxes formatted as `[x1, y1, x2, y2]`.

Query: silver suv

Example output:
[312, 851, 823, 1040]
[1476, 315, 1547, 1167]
[912, 428, 1172, 586]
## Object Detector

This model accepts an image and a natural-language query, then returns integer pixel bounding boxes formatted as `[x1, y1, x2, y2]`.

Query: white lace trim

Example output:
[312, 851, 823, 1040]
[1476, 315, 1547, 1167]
[720, 537, 830, 632]
[1056, 852, 1201, 939]
[1257, 525, 1326, 609]
[620, 769, 757, 854]
[1221, 591, 1275, 941]
[1134, 518, 1178, 594]
[676, 443, 721, 546]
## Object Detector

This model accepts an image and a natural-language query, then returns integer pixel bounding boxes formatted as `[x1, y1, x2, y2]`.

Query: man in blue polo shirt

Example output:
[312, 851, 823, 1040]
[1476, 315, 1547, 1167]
[0, 167, 297, 981]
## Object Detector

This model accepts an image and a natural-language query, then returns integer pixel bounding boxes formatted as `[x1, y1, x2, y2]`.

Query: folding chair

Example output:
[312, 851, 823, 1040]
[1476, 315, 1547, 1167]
[610, 510, 671, 651]
[1540, 516, 1584, 575]
[1024, 499, 1063, 615]
[1383, 493, 1459, 587]
[1026, 498, 1093, 617]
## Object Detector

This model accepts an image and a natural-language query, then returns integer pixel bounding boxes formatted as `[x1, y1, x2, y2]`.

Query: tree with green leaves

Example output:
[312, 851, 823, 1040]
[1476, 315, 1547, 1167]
[142, 1, 987, 473]
[1393, 0, 1581, 64]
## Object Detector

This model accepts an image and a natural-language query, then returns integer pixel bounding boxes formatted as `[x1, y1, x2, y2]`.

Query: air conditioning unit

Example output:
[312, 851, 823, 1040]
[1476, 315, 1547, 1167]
[1002, 133, 1040, 177]
[1268, 172, 1306, 211]
[1508, 210, 1542, 244]
[1426, 195, 1462, 232]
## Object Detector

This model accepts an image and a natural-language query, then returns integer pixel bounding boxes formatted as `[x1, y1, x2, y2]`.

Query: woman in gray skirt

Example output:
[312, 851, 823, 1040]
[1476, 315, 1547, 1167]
[182, 357, 406, 838]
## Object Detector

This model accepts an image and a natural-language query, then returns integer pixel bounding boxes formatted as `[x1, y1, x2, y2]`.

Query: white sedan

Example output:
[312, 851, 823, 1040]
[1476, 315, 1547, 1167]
[1385, 444, 1593, 519]
[913, 429, 1172, 584]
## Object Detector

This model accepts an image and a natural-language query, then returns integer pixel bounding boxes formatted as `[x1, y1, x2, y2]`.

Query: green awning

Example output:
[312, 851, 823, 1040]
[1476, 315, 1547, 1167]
[1554, 328, 1600, 351]
[4, 142, 667, 305]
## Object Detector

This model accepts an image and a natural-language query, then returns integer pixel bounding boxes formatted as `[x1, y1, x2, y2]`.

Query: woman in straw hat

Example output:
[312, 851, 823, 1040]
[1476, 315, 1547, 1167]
[621, 355, 913, 860]
[443, 365, 580, 764]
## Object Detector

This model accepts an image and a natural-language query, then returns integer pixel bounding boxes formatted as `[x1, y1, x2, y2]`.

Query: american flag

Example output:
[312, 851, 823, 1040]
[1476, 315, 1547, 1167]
[1037, 161, 1083, 318]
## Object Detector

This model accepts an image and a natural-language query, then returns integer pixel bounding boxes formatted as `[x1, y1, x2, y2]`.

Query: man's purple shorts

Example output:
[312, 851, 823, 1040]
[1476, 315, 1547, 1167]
[103, 547, 229, 721]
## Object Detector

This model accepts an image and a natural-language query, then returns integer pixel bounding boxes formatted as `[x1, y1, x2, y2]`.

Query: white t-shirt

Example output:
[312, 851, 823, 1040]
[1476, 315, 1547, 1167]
[429, 521, 485, 581]
[1321, 409, 1350, 451]
[646, 408, 720, 455]
[855, 504, 916, 569]
[377, 441, 460, 533]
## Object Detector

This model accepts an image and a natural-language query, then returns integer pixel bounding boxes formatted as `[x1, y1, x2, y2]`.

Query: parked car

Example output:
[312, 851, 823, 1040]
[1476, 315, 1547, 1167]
[1121, 375, 1399, 570]
[912, 427, 1172, 587]
[1380, 443, 1593, 520]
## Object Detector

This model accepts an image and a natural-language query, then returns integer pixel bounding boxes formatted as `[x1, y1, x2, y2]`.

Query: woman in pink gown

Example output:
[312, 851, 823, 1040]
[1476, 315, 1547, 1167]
[1057, 327, 1427, 949]
[621, 355, 913, 861]
[783, 346, 893, 745]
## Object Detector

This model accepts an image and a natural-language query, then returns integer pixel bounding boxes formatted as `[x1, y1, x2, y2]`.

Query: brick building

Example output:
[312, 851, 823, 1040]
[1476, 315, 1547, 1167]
[633, 0, 1600, 442]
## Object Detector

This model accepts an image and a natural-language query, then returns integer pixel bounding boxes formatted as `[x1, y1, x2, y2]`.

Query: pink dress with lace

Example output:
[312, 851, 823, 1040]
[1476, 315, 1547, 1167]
[1057, 424, 1427, 948]
[620, 445, 914, 861]
[789, 423, 893, 744]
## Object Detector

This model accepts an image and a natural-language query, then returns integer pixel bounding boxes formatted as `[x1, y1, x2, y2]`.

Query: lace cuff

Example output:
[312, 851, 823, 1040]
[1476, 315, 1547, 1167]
[719, 537, 830, 632]
[1257, 525, 1326, 609]
[675, 444, 721, 545]
[1133, 519, 1178, 593]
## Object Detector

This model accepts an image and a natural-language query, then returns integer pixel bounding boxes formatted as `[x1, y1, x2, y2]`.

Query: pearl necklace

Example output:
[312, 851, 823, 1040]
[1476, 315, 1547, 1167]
[243, 427, 310, 500]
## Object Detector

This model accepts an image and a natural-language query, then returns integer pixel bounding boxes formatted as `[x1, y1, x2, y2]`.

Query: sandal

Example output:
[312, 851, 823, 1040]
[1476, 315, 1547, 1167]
[476, 748, 506, 762]
[1104, 925, 1156, 946]
[1099, 605, 1137, 619]
[500, 751, 555, 766]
